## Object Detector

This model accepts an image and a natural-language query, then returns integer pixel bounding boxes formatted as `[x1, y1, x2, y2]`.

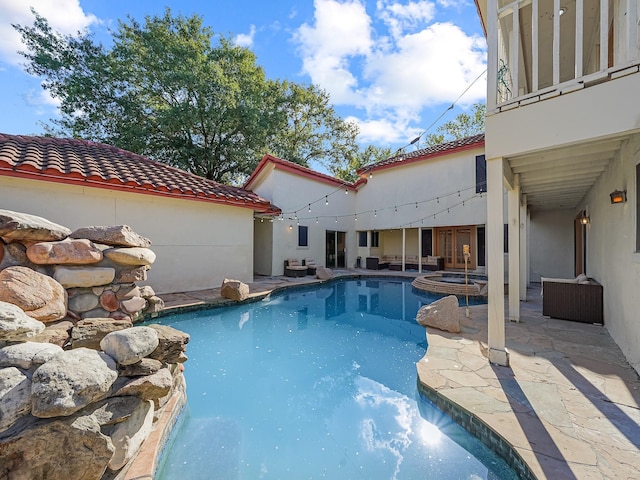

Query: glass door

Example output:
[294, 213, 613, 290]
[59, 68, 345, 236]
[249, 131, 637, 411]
[325, 231, 347, 268]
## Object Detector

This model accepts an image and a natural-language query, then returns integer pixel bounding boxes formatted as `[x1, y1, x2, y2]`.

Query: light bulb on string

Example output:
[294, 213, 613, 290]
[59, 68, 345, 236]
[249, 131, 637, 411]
[325, 196, 329, 205]
[374, 210, 377, 217]
[316, 217, 319, 223]
[345, 188, 348, 195]
[369, 171, 373, 179]
[308, 204, 311, 213]
[436, 197, 439, 204]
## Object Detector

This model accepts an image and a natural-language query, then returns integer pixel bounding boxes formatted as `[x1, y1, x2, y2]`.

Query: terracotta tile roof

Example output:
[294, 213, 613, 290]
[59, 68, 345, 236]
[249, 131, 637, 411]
[0, 133, 279, 214]
[358, 133, 485, 175]
[244, 154, 365, 191]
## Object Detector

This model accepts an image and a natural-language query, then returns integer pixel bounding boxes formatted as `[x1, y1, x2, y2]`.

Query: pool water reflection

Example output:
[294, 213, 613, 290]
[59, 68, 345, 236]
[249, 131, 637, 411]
[155, 278, 515, 479]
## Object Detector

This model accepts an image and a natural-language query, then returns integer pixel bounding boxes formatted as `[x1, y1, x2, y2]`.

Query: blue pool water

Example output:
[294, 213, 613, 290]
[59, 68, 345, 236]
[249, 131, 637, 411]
[155, 278, 516, 480]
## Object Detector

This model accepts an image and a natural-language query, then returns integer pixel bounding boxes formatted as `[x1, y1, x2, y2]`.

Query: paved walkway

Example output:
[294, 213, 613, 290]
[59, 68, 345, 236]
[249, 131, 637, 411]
[156, 270, 640, 480]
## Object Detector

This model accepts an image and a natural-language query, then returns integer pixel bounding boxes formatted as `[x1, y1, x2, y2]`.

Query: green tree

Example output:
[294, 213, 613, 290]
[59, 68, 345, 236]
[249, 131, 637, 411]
[14, 9, 360, 184]
[424, 103, 485, 146]
[329, 144, 392, 182]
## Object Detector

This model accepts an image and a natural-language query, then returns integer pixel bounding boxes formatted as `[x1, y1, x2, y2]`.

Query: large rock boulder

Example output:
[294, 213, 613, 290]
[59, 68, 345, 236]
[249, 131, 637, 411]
[0, 267, 67, 323]
[26, 238, 103, 265]
[100, 327, 159, 366]
[0, 414, 115, 479]
[416, 295, 461, 333]
[106, 398, 154, 471]
[118, 358, 163, 377]
[71, 318, 133, 350]
[221, 278, 249, 301]
[114, 266, 148, 283]
[0, 342, 63, 369]
[0, 209, 71, 242]
[70, 225, 151, 248]
[0, 367, 31, 432]
[113, 368, 173, 400]
[315, 267, 333, 280]
[0, 301, 45, 342]
[53, 266, 115, 288]
[31, 348, 118, 418]
[68, 291, 100, 313]
[147, 324, 190, 364]
[103, 247, 156, 266]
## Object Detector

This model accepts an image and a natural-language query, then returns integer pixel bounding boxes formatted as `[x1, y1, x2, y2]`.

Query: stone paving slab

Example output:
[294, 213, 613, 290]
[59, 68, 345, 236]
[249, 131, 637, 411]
[417, 287, 640, 480]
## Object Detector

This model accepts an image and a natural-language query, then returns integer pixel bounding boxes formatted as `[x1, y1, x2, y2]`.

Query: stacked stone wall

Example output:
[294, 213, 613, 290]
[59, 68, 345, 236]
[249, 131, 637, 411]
[0, 209, 188, 479]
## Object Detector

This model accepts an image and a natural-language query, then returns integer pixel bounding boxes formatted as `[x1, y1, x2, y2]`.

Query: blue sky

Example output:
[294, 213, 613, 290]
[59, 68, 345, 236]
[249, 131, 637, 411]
[0, 0, 487, 151]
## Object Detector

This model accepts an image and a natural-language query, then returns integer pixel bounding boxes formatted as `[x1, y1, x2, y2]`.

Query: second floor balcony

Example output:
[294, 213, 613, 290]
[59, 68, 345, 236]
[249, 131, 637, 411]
[485, 0, 640, 111]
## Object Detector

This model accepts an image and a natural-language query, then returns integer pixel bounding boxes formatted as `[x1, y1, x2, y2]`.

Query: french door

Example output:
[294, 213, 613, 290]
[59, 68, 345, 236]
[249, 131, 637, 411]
[436, 226, 476, 269]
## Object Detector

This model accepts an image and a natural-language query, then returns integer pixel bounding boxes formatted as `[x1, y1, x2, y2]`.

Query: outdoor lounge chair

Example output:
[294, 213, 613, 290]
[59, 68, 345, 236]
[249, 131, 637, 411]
[303, 258, 319, 275]
[284, 259, 308, 277]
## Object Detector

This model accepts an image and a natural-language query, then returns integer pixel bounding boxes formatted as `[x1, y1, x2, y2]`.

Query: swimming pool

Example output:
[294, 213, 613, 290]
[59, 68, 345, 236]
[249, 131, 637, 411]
[155, 278, 516, 479]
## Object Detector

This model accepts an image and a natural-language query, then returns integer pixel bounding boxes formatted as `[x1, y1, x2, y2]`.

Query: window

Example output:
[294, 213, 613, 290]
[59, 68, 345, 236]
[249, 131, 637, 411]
[476, 155, 487, 193]
[298, 225, 308, 247]
[477, 227, 486, 266]
[371, 231, 380, 248]
[504, 224, 508, 253]
[421, 229, 432, 256]
[358, 231, 368, 247]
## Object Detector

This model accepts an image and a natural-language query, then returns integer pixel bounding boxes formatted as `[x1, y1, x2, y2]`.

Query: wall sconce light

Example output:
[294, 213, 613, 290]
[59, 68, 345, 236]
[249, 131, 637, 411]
[609, 189, 627, 204]
[580, 213, 590, 225]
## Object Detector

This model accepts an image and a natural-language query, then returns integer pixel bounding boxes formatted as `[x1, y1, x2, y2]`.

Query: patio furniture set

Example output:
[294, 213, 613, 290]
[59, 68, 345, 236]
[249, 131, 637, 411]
[284, 258, 319, 277]
[365, 255, 444, 271]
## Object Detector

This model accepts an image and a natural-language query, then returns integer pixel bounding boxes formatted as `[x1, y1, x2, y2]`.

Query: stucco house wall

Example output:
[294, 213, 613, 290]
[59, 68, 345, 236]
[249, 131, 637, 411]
[528, 209, 576, 282]
[354, 147, 487, 232]
[0, 176, 255, 294]
[249, 163, 356, 275]
[579, 133, 640, 372]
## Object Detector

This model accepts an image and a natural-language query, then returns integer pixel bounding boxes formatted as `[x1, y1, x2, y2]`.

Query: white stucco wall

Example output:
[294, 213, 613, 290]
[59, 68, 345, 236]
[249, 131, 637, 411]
[529, 209, 576, 282]
[579, 133, 640, 373]
[252, 168, 357, 275]
[0, 176, 254, 294]
[355, 148, 487, 232]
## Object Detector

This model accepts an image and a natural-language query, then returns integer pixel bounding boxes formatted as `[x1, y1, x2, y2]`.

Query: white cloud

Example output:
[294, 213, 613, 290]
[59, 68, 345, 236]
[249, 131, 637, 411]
[376, 0, 436, 39]
[293, 0, 486, 146]
[294, 0, 373, 103]
[235, 25, 256, 48]
[24, 88, 61, 116]
[0, 0, 98, 66]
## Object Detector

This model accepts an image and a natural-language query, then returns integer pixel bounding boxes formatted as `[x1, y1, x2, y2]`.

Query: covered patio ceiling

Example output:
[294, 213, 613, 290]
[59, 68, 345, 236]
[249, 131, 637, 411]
[505, 136, 627, 211]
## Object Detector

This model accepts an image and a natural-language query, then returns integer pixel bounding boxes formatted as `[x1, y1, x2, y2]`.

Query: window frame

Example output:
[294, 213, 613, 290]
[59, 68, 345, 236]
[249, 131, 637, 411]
[298, 225, 309, 248]
[358, 231, 368, 247]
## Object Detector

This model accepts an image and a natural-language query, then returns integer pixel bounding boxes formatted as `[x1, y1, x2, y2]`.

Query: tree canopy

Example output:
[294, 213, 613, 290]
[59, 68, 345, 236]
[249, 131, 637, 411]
[14, 9, 361, 184]
[423, 103, 485, 147]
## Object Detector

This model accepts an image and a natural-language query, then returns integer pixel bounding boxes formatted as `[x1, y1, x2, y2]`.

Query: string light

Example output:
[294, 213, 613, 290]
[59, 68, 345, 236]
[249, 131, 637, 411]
[369, 171, 373, 179]
[345, 188, 349, 194]
[325, 196, 329, 205]
[308, 204, 311, 213]
[374, 210, 377, 217]
[335, 217, 338, 223]
[316, 217, 319, 223]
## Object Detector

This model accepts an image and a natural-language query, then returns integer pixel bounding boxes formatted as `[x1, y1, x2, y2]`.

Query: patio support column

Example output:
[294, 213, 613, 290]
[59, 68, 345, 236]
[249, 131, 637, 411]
[418, 228, 422, 273]
[402, 228, 406, 271]
[508, 174, 521, 322]
[519, 194, 528, 300]
[487, 156, 510, 366]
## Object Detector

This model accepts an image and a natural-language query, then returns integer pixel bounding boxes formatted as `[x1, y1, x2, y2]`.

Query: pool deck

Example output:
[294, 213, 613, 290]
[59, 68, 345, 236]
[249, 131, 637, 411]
[136, 269, 640, 480]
